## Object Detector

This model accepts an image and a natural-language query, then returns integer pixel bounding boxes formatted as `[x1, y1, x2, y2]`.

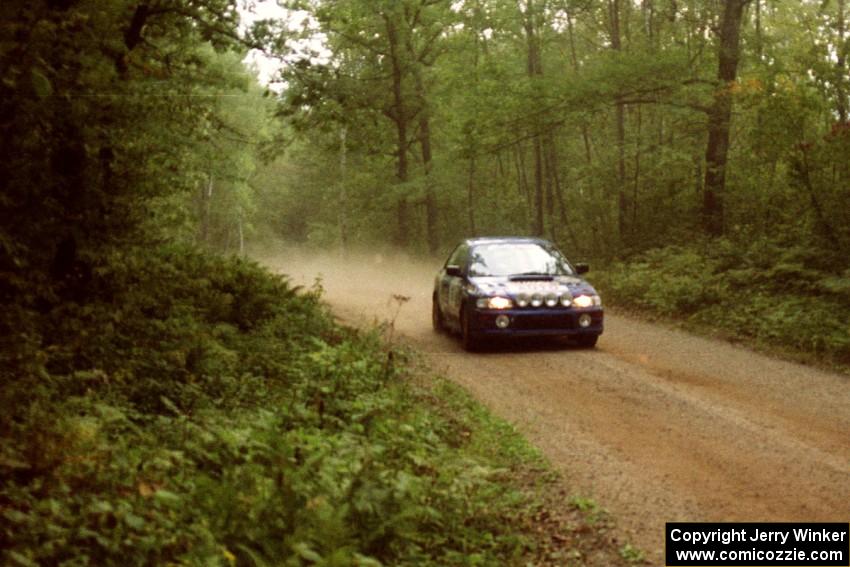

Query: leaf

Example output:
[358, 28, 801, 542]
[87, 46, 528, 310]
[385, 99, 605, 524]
[30, 69, 52, 97]
[353, 554, 384, 567]
[3, 509, 29, 524]
[236, 544, 271, 567]
[293, 542, 322, 563]
[7, 551, 39, 567]
[91, 500, 114, 514]
[0, 456, 30, 470]
[137, 481, 156, 498]
[123, 513, 145, 530]
[159, 395, 182, 415]
[153, 489, 182, 506]
[221, 546, 237, 567]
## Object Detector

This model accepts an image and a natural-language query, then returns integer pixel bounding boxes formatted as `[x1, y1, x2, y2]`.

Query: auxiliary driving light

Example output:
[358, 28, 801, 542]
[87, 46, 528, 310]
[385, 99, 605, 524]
[477, 296, 513, 310]
[516, 293, 530, 307]
[545, 294, 558, 307]
[530, 294, 543, 307]
[560, 295, 572, 307]
[578, 313, 592, 328]
[488, 296, 512, 310]
[495, 315, 510, 329]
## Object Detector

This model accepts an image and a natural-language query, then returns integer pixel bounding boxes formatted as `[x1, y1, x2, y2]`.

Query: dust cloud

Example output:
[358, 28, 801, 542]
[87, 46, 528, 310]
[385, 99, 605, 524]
[254, 245, 441, 333]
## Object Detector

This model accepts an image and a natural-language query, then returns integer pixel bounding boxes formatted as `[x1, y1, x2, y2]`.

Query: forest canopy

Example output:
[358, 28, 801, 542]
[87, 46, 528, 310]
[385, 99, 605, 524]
[257, 0, 850, 263]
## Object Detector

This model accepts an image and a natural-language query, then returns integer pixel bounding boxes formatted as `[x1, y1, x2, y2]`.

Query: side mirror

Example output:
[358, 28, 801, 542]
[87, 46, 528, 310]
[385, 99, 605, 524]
[574, 263, 589, 275]
[445, 265, 462, 277]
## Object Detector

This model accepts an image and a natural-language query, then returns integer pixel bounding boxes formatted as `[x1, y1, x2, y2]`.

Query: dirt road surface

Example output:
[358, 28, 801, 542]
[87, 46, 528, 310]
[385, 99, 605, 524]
[264, 251, 850, 564]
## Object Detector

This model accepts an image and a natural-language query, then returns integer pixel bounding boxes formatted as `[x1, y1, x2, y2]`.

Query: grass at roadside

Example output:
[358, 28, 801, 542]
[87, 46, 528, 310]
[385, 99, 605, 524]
[1, 246, 636, 566]
[413, 375, 643, 566]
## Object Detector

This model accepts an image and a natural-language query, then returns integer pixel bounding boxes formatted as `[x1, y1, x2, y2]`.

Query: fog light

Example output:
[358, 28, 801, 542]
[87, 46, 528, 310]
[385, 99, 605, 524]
[495, 315, 510, 329]
[477, 296, 513, 309]
[578, 313, 592, 328]
[545, 294, 558, 307]
[531, 294, 543, 307]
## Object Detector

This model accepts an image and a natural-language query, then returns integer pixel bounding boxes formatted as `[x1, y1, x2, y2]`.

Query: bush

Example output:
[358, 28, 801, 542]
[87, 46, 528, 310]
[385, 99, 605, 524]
[0, 246, 540, 566]
[593, 240, 850, 363]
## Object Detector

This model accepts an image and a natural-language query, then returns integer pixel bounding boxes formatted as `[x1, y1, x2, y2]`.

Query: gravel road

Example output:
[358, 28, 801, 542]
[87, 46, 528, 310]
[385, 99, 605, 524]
[267, 252, 850, 564]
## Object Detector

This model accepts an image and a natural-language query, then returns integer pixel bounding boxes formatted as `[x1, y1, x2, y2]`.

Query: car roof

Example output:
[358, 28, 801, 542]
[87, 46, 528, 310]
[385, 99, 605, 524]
[463, 236, 553, 247]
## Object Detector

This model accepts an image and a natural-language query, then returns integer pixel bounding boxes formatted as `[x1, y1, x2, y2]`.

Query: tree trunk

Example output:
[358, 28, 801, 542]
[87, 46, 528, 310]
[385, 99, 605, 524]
[237, 213, 245, 257]
[798, 147, 839, 246]
[464, 157, 476, 235]
[384, 14, 410, 246]
[338, 125, 349, 257]
[837, 0, 847, 123]
[396, 198, 409, 247]
[411, 63, 438, 255]
[632, 106, 642, 231]
[532, 136, 545, 236]
[523, 0, 545, 236]
[420, 112, 438, 254]
[702, 0, 751, 236]
[515, 143, 532, 215]
[542, 128, 557, 238]
[616, 102, 627, 239]
[609, 0, 628, 242]
[565, 11, 594, 166]
[546, 130, 578, 248]
[199, 173, 213, 246]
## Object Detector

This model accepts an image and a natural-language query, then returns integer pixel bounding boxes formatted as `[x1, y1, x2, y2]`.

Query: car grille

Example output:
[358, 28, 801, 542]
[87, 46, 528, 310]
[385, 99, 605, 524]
[512, 313, 576, 330]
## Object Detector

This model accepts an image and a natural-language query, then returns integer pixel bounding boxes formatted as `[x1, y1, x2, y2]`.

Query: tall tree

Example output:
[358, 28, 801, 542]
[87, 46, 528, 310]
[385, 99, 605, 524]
[702, 0, 752, 236]
[521, 0, 546, 236]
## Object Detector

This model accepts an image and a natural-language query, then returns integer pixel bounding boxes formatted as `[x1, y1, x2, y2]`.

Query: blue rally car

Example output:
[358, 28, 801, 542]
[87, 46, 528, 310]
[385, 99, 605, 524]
[432, 237, 603, 350]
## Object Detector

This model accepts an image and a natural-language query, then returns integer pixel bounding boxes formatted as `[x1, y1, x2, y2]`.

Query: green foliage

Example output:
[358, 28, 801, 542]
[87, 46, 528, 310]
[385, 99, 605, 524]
[593, 240, 850, 363]
[0, 0, 273, 318]
[1, 248, 560, 566]
[596, 246, 725, 316]
[619, 543, 646, 564]
[249, 0, 850, 276]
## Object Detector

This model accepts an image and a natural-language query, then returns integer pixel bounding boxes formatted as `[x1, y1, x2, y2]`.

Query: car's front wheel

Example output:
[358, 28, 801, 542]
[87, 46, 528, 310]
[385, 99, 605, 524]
[432, 295, 444, 333]
[460, 306, 480, 351]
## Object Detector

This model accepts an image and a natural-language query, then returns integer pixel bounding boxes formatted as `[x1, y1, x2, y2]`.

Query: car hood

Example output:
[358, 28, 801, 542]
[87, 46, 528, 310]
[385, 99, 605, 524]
[469, 275, 598, 298]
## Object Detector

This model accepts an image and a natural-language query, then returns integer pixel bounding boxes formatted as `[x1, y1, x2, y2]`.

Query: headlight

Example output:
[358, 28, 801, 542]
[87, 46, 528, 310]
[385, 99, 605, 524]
[573, 294, 601, 308]
[476, 296, 513, 309]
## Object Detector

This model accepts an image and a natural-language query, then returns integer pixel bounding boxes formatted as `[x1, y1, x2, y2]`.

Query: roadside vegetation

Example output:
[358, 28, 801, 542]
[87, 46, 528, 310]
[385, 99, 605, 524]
[1, 247, 634, 566]
[591, 239, 850, 367]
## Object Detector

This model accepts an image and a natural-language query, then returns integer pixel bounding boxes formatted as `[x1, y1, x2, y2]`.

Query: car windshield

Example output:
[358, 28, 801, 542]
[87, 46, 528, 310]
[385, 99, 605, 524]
[468, 243, 573, 277]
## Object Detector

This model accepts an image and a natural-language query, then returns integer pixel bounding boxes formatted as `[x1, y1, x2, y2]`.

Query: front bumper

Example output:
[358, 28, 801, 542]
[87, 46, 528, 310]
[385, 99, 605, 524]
[468, 304, 604, 337]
